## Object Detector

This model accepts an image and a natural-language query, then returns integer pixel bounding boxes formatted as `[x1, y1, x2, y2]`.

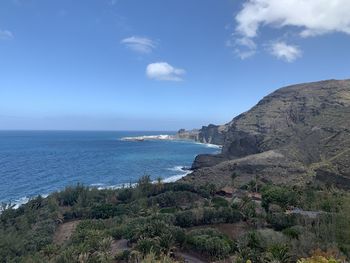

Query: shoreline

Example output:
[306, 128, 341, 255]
[120, 134, 223, 149]
[2, 165, 193, 210]
[2, 134, 220, 211]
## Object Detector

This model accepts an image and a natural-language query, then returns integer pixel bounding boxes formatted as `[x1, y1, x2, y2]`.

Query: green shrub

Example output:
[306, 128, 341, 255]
[267, 213, 297, 231]
[261, 185, 298, 211]
[148, 191, 199, 208]
[136, 238, 160, 255]
[90, 203, 126, 219]
[283, 226, 301, 240]
[109, 226, 126, 240]
[175, 210, 196, 227]
[159, 207, 177, 214]
[186, 228, 234, 259]
[117, 188, 133, 202]
[212, 196, 229, 208]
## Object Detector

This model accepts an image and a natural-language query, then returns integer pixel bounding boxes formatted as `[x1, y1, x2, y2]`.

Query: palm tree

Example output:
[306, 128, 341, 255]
[266, 244, 291, 263]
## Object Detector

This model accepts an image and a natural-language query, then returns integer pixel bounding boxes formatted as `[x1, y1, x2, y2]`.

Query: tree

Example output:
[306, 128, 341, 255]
[266, 244, 291, 263]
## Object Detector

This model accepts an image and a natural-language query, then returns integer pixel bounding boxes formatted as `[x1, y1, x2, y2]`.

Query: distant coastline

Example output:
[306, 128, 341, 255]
[120, 134, 222, 149]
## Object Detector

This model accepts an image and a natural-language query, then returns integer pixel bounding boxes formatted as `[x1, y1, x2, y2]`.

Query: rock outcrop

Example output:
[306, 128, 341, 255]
[176, 124, 226, 145]
[181, 79, 350, 189]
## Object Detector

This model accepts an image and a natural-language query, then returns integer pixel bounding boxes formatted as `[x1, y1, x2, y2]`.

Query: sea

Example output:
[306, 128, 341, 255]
[0, 131, 220, 207]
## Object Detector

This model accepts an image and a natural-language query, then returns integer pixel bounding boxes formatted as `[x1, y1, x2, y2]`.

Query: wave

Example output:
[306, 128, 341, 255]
[4, 165, 192, 211]
[163, 165, 192, 182]
[0, 193, 50, 213]
[121, 134, 222, 151]
[193, 142, 222, 149]
[90, 183, 105, 187]
[167, 165, 190, 172]
[9, 197, 29, 210]
[95, 183, 137, 190]
[120, 134, 175, 141]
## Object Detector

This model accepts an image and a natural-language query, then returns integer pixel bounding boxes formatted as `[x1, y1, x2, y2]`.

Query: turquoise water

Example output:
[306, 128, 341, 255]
[0, 131, 219, 205]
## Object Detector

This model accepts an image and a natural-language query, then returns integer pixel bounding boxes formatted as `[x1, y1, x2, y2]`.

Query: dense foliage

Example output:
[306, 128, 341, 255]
[0, 177, 349, 262]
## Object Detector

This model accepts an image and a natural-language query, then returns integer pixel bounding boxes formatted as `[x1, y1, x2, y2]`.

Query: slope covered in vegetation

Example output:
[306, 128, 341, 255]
[1, 176, 349, 262]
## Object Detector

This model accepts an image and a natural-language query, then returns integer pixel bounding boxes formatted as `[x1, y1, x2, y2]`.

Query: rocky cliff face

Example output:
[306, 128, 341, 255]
[176, 124, 227, 145]
[181, 79, 350, 189]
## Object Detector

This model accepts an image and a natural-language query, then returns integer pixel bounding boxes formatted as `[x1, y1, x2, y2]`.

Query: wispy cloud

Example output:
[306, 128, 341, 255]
[232, 0, 350, 61]
[0, 29, 14, 40]
[121, 36, 156, 54]
[269, 42, 302, 62]
[146, 62, 185, 81]
[227, 37, 257, 60]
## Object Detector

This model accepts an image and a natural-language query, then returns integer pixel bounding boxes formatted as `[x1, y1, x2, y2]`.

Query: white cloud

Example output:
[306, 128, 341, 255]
[146, 62, 186, 81]
[0, 29, 14, 40]
[233, 0, 350, 60]
[236, 0, 350, 38]
[269, 42, 302, 62]
[121, 36, 156, 54]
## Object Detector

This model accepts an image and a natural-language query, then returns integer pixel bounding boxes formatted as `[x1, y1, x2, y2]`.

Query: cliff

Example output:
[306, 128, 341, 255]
[180, 79, 350, 189]
[176, 124, 227, 145]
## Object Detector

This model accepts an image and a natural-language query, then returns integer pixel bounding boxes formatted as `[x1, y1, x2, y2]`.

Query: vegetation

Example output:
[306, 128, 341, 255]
[0, 176, 350, 262]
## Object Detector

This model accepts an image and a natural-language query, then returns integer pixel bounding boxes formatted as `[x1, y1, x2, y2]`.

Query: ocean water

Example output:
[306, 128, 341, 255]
[0, 131, 220, 206]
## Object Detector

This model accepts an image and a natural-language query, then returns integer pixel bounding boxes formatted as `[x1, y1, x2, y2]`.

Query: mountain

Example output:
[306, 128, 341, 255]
[179, 79, 350, 189]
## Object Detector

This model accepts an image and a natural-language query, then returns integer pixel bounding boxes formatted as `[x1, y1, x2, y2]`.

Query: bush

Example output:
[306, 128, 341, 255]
[283, 226, 301, 240]
[90, 203, 126, 219]
[266, 244, 291, 263]
[115, 250, 131, 261]
[175, 210, 196, 227]
[212, 197, 229, 208]
[297, 256, 340, 263]
[261, 185, 298, 211]
[109, 226, 126, 240]
[148, 191, 199, 208]
[267, 212, 297, 231]
[159, 207, 177, 214]
[117, 188, 133, 202]
[186, 228, 234, 259]
[236, 231, 265, 263]
[136, 238, 160, 255]
[56, 184, 88, 206]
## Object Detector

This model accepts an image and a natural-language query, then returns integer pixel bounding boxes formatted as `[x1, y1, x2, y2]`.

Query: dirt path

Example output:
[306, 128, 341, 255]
[110, 239, 129, 256]
[53, 220, 80, 245]
[176, 252, 207, 263]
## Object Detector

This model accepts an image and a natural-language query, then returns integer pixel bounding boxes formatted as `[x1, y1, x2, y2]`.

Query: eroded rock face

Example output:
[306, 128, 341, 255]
[176, 124, 226, 145]
[181, 79, 350, 188]
[191, 154, 228, 170]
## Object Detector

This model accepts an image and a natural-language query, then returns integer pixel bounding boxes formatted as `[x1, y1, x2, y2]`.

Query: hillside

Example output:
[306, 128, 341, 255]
[180, 79, 350, 189]
[1, 79, 350, 262]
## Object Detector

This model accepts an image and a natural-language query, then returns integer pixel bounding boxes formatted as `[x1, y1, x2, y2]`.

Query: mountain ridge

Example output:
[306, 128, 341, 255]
[178, 79, 350, 188]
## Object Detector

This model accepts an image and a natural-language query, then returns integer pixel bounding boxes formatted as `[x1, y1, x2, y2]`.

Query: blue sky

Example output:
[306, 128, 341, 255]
[1, 0, 350, 130]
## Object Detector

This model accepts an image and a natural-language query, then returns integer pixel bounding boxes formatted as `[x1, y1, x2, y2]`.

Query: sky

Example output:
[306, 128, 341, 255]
[0, 0, 350, 131]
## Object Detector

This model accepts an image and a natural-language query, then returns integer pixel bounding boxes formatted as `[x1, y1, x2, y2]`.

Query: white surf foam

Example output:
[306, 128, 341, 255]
[120, 134, 175, 141]
[163, 165, 192, 182]
[0, 193, 50, 212]
[194, 142, 222, 149]
[2, 167, 192, 212]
